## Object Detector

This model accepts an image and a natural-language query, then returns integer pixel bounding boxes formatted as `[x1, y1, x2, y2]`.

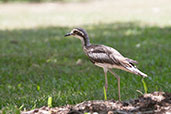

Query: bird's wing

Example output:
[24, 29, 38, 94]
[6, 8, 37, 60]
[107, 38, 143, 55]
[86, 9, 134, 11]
[86, 45, 124, 65]
[103, 45, 138, 66]
[86, 45, 147, 77]
[108, 48, 147, 77]
[125, 58, 138, 64]
[86, 45, 137, 67]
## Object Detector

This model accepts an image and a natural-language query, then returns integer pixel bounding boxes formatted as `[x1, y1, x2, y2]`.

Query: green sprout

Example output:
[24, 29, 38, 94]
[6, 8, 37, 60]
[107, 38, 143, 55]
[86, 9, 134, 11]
[48, 97, 52, 107]
[141, 78, 148, 94]
[103, 86, 107, 100]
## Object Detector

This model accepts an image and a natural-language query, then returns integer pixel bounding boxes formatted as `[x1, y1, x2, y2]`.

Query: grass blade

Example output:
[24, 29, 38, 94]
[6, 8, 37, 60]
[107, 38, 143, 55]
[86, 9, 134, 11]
[141, 78, 148, 94]
[103, 87, 107, 100]
[48, 97, 52, 107]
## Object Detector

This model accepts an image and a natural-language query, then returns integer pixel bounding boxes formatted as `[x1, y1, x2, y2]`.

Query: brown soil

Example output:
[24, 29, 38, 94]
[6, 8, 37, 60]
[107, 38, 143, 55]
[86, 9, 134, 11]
[22, 91, 171, 114]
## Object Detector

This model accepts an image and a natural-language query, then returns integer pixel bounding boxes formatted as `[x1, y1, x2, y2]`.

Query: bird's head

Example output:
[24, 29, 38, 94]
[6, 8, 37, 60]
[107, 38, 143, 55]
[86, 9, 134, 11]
[64, 28, 88, 39]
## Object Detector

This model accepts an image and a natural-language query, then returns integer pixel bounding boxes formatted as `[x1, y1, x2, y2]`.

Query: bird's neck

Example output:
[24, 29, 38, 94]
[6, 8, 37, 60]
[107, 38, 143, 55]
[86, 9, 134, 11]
[80, 36, 91, 47]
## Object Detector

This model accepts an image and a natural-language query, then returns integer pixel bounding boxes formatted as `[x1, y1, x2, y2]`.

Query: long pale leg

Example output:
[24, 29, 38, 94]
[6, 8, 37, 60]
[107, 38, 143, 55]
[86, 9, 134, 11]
[103, 68, 108, 93]
[108, 69, 121, 101]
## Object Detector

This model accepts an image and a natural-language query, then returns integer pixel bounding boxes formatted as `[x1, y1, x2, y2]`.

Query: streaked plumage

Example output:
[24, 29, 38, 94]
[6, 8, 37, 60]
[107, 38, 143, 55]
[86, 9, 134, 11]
[65, 28, 147, 101]
[85, 44, 147, 77]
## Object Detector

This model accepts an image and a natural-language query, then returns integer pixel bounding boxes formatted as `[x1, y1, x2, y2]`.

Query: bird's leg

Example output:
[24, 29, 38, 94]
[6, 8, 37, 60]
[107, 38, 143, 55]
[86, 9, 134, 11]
[103, 68, 108, 93]
[108, 69, 121, 101]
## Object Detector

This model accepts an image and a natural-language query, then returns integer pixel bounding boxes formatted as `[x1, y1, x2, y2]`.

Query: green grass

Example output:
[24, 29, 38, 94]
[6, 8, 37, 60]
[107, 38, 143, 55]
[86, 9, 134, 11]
[0, 0, 171, 113]
[1, 22, 171, 113]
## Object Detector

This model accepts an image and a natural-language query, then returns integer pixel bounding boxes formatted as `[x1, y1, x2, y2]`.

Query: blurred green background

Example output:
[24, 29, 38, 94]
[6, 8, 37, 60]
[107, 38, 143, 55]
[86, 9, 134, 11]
[0, 0, 171, 113]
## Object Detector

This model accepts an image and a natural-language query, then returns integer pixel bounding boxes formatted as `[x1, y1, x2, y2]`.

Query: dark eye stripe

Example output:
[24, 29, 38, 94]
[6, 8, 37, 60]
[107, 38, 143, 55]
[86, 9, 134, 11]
[78, 32, 84, 37]
[74, 31, 78, 33]
[74, 31, 83, 36]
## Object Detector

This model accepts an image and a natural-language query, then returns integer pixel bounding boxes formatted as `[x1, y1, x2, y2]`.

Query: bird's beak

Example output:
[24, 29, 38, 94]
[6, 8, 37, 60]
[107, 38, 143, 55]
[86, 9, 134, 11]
[64, 33, 72, 37]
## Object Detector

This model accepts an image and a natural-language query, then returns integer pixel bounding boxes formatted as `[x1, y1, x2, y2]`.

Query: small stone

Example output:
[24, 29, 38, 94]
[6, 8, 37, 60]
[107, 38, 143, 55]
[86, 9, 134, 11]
[136, 43, 141, 48]
[76, 59, 82, 65]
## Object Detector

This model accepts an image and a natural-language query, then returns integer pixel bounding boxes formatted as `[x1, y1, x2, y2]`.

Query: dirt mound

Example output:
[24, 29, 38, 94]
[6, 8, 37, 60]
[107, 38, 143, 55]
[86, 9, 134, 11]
[22, 91, 171, 114]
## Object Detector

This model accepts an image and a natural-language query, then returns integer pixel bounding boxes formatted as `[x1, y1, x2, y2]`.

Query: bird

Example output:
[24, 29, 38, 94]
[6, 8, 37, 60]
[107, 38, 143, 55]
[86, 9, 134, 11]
[64, 28, 147, 101]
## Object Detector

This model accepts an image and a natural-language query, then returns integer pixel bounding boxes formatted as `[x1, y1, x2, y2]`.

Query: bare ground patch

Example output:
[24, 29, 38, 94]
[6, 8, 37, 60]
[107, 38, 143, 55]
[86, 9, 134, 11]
[22, 91, 171, 114]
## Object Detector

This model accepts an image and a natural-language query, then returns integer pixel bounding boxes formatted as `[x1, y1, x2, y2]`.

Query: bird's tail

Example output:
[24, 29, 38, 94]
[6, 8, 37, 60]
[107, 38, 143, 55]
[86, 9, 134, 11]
[126, 66, 147, 78]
